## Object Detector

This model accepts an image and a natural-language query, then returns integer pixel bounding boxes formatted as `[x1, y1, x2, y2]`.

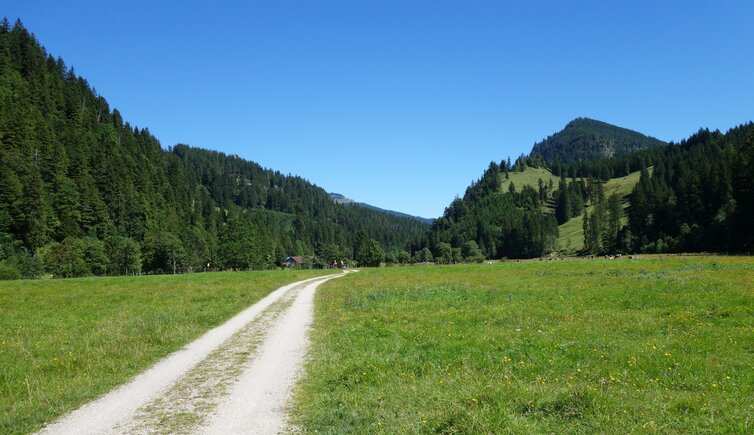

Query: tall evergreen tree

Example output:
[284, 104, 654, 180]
[603, 194, 623, 253]
[555, 179, 571, 224]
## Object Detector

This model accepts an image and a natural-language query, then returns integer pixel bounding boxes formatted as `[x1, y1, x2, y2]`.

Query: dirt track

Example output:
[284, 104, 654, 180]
[39, 273, 346, 435]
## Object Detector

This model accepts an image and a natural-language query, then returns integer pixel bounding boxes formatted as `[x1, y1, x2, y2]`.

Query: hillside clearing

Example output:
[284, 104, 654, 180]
[500, 166, 560, 192]
[494, 166, 648, 253]
[556, 168, 650, 252]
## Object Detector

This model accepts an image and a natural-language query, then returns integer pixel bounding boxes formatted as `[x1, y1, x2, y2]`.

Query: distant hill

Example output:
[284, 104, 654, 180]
[415, 119, 754, 259]
[329, 193, 434, 225]
[531, 118, 667, 164]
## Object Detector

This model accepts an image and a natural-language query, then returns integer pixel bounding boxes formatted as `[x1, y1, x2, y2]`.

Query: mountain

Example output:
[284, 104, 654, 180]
[328, 193, 434, 225]
[415, 119, 754, 260]
[329, 193, 357, 206]
[0, 19, 427, 278]
[531, 118, 667, 164]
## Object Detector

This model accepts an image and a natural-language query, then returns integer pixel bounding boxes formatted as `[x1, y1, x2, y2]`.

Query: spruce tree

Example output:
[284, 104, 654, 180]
[555, 179, 571, 224]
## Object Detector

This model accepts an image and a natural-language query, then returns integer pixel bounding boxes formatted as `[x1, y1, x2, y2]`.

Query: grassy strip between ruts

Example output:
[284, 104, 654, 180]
[0, 269, 330, 434]
[293, 257, 754, 433]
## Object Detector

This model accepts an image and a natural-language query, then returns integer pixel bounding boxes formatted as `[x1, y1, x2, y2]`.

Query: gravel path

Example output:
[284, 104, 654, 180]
[38, 273, 345, 435]
[199, 273, 343, 434]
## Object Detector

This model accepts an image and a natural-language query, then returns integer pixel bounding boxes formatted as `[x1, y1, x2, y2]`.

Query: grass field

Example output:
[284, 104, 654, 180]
[0, 269, 329, 434]
[293, 257, 754, 433]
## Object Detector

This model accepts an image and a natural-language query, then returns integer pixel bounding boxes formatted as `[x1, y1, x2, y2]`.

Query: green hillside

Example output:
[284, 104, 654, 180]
[497, 166, 647, 253]
[417, 119, 754, 259]
[556, 169, 648, 252]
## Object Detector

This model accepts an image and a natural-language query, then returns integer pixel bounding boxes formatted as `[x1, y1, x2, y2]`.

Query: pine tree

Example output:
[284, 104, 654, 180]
[603, 194, 623, 253]
[555, 179, 571, 224]
[582, 211, 591, 253]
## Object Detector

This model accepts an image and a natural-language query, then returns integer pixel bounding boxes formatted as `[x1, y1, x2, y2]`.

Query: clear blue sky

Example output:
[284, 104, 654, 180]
[5, 1, 754, 218]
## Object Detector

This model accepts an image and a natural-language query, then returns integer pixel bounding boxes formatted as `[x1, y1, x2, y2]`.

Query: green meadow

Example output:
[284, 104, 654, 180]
[3, 258, 752, 434]
[293, 257, 754, 433]
[499, 166, 561, 192]
[0, 270, 329, 434]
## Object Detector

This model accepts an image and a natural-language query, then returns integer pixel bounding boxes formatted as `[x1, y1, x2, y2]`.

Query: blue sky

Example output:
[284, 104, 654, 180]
[5, 1, 754, 218]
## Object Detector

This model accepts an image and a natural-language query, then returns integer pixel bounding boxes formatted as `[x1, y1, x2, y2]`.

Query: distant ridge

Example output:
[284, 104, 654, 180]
[531, 118, 667, 164]
[329, 193, 434, 225]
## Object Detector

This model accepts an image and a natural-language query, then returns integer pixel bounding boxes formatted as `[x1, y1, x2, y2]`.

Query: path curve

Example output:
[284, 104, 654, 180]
[38, 272, 345, 435]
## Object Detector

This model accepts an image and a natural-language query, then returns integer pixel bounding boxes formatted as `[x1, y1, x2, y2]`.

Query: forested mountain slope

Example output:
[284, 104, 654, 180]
[625, 125, 754, 253]
[412, 161, 560, 260]
[416, 121, 754, 260]
[0, 19, 426, 278]
[548, 123, 754, 254]
[531, 117, 667, 164]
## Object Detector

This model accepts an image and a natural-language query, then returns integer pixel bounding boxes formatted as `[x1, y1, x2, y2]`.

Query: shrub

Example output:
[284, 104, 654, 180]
[0, 261, 21, 280]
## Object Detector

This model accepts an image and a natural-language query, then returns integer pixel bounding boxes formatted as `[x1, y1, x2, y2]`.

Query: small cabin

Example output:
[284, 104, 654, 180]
[281, 256, 305, 268]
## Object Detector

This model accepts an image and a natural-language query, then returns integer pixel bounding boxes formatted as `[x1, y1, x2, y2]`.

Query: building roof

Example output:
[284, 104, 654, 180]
[287, 256, 305, 264]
